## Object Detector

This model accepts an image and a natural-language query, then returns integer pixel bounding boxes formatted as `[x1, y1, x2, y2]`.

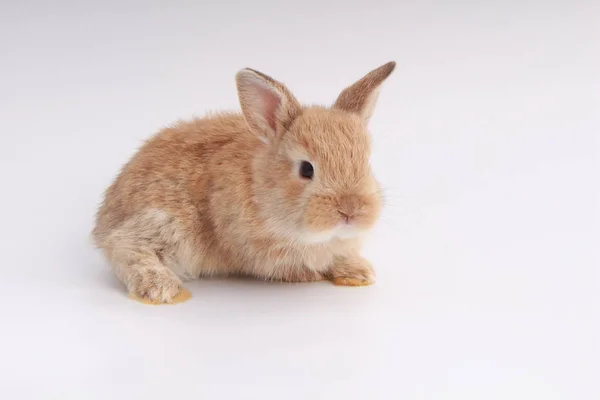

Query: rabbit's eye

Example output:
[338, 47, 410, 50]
[299, 161, 314, 180]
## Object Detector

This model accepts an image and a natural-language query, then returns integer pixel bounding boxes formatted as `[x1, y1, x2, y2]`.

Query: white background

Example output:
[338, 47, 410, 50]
[0, 1, 598, 399]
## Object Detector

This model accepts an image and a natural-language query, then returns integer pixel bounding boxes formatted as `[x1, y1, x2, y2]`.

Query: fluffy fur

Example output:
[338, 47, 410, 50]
[92, 61, 396, 304]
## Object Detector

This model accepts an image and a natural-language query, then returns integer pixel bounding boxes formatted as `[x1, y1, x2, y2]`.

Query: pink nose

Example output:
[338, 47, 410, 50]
[338, 195, 360, 223]
[338, 211, 351, 224]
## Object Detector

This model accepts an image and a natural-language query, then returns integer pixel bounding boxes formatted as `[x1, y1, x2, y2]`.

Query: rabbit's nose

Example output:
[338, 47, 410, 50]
[338, 211, 351, 224]
[337, 195, 360, 223]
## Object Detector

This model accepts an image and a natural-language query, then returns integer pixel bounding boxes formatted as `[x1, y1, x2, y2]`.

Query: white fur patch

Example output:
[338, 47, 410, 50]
[301, 229, 338, 244]
[301, 224, 363, 244]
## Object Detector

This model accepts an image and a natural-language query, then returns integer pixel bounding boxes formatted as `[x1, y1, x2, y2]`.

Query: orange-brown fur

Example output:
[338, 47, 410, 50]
[92, 62, 395, 304]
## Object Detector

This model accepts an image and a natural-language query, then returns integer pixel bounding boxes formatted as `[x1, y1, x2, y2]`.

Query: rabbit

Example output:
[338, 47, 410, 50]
[92, 61, 396, 304]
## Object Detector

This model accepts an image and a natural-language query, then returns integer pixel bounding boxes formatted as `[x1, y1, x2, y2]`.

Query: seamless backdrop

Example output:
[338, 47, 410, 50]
[0, 1, 598, 399]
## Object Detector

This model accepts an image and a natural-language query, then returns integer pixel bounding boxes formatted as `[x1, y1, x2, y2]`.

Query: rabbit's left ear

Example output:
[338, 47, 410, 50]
[333, 61, 396, 123]
[236, 68, 301, 143]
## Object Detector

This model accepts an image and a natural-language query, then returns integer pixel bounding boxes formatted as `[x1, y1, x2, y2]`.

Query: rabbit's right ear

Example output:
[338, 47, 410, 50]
[334, 61, 396, 124]
[236, 69, 301, 143]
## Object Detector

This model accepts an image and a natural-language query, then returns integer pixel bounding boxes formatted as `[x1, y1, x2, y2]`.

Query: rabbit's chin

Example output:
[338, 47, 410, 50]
[298, 224, 365, 245]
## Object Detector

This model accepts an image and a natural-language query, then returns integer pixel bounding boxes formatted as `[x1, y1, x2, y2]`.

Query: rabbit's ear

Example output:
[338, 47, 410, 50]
[333, 61, 396, 123]
[236, 68, 301, 143]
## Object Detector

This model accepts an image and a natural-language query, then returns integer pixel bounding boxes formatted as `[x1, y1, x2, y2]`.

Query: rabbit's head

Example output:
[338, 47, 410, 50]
[236, 62, 395, 244]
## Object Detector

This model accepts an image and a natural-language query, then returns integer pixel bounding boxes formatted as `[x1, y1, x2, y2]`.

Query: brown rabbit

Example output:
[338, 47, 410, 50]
[92, 61, 396, 304]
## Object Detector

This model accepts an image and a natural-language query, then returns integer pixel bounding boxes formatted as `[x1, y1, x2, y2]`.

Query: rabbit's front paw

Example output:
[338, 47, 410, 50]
[127, 266, 191, 305]
[328, 256, 376, 287]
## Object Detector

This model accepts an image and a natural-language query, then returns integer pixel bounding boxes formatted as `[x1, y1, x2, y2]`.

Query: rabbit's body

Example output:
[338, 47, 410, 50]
[93, 62, 395, 303]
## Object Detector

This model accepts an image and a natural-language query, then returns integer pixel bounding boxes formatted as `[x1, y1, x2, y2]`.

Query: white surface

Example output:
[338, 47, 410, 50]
[0, 1, 598, 399]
